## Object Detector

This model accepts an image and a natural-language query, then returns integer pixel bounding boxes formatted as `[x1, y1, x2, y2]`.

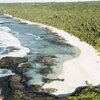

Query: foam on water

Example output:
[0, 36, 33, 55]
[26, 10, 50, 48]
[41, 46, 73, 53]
[0, 26, 11, 32]
[0, 26, 30, 59]
[0, 23, 30, 78]
[0, 21, 3, 23]
[0, 69, 15, 77]
[26, 33, 42, 40]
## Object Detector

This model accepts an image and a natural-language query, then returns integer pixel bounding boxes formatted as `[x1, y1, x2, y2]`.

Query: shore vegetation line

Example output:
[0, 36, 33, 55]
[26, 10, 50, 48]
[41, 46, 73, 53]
[0, 2, 100, 52]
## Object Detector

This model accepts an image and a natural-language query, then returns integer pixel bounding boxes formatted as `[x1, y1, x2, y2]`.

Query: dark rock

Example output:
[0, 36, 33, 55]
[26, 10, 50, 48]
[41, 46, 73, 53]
[37, 67, 53, 76]
[9, 74, 22, 82]
[0, 76, 11, 100]
[8, 74, 25, 92]
[12, 57, 28, 67]
[71, 86, 88, 96]
[10, 89, 25, 100]
[0, 57, 13, 69]
[10, 82, 25, 91]
[42, 78, 64, 83]
[71, 86, 100, 96]
[26, 85, 42, 93]
[41, 88, 58, 93]
[34, 56, 57, 75]
[21, 75, 32, 83]
[0, 57, 28, 69]
[34, 56, 56, 66]
[15, 63, 30, 74]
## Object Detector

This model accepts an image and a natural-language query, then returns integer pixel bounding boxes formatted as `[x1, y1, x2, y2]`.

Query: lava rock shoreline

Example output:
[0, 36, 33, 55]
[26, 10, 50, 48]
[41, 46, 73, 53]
[0, 57, 99, 100]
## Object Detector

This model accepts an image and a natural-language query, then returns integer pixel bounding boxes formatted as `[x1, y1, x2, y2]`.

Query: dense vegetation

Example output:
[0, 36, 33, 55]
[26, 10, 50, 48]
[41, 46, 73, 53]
[0, 2, 100, 51]
[67, 86, 100, 100]
[0, 2, 100, 99]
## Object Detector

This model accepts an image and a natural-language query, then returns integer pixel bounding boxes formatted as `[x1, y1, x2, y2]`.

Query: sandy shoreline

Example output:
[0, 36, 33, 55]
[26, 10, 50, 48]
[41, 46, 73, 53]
[4, 14, 100, 96]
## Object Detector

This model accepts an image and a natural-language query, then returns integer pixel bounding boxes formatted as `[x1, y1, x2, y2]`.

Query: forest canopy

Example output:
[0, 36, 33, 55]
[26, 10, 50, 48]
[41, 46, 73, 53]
[0, 2, 100, 52]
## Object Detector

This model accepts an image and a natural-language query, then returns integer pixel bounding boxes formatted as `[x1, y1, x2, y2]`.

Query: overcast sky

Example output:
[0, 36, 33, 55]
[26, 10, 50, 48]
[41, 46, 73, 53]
[0, 0, 99, 3]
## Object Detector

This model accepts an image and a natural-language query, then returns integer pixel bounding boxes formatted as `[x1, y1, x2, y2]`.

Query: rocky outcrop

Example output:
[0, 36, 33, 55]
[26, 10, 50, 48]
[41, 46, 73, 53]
[0, 57, 28, 69]
[8, 74, 60, 100]
[34, 56, 57, 76]
[41, 88, 58, 94]
[0, 56, 60, 100]
[34, 56, 57, 66]
[42, 77, 64, 83]
[37, 67, 53, 76]
[0, 57, 100, 100]
[15, 63, 30, 75]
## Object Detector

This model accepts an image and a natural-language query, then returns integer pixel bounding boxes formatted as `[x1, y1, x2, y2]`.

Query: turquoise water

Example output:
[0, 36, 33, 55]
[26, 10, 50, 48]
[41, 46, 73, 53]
[0, 14, 80, 85]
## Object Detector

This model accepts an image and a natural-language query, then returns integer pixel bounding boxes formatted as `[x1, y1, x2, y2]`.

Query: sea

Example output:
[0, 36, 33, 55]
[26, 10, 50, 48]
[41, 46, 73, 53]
[0, 14, 80, 86]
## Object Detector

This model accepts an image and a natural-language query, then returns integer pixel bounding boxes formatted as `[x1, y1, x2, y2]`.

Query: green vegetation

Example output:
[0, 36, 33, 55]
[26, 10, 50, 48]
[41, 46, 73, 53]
[68, 86, 100, 100]
[0, 2, 100, 51]
[0, 2, 100, 99]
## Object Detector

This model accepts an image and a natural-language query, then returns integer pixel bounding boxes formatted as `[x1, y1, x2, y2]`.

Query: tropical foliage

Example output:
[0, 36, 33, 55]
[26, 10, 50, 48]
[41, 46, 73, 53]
[0, 2, 100, 51]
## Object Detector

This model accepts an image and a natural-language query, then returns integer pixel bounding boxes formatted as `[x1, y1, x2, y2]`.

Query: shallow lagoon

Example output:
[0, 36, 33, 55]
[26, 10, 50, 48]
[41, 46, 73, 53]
[0, 14, 80, 85]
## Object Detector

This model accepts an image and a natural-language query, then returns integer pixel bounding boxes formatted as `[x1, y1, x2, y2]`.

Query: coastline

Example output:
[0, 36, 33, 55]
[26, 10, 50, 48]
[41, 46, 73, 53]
[4, 14, 100, 96]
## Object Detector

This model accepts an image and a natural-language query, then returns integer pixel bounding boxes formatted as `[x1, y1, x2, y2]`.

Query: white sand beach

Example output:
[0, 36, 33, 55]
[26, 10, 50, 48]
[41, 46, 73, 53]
[5, 14, 100, 96]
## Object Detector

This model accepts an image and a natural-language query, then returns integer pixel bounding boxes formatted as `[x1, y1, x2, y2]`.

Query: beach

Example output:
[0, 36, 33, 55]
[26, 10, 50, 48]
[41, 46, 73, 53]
[4, 14, 100, 96]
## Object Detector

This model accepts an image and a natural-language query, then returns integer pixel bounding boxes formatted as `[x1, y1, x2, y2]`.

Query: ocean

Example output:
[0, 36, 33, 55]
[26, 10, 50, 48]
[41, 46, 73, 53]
[0, 14, 79, 85]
